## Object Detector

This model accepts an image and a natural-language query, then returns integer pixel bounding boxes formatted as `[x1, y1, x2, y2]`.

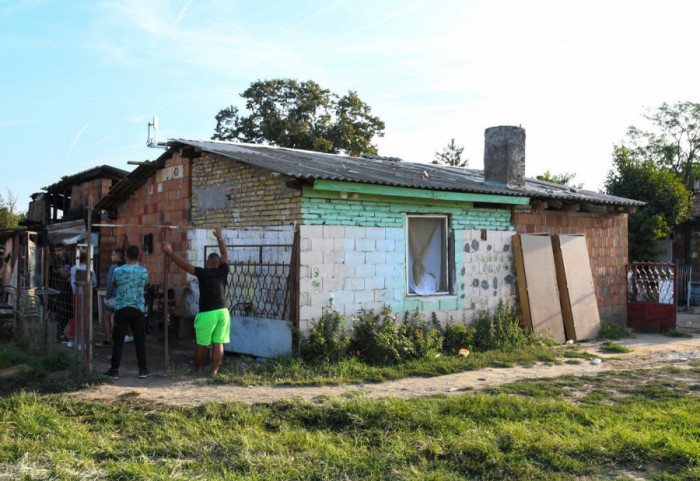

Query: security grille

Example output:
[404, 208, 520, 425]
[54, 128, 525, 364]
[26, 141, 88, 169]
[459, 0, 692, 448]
[206, 243, 296, 321]
[626, 263, 675, 304]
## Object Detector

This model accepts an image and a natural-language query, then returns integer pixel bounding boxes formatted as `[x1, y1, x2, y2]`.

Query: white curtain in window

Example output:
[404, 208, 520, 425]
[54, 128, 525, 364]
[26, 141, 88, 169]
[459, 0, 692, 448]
[408, 217, 442, 295]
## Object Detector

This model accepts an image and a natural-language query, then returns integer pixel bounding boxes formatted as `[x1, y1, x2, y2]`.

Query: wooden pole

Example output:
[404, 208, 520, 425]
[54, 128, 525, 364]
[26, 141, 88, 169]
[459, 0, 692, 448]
[86, 195, 93, 372]
[42, 246, 49, 347]
[163, 229, 169, 369]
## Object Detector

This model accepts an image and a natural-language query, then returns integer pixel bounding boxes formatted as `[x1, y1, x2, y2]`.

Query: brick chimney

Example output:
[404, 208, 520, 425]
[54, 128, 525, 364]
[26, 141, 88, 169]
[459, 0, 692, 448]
[483, 126, 526, 189]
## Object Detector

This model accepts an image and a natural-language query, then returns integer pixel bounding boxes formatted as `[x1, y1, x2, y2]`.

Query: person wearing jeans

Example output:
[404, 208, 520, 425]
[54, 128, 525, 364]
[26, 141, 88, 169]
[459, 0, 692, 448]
[103, 245, 150, 380]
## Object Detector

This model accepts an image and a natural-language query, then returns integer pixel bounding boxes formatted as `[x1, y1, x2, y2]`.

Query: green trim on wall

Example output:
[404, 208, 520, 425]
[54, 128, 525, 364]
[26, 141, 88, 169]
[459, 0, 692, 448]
[312, 179, 529, 205]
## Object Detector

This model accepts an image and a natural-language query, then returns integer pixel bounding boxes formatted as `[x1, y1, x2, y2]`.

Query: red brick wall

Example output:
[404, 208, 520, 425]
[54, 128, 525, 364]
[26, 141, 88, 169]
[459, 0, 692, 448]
[512, 210, 629, 323]
[99, 154, 191, 312]
[71, 178, 113, 212]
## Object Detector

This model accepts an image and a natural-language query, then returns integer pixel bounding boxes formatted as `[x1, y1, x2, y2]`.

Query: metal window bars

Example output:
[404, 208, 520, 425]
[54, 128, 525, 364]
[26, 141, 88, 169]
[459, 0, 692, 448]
[626, 263, 675, 304]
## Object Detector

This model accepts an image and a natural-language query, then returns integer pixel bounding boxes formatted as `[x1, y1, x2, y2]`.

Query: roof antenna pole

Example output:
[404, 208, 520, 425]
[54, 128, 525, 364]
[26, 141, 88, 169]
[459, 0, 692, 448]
[146, 115, 166, 149]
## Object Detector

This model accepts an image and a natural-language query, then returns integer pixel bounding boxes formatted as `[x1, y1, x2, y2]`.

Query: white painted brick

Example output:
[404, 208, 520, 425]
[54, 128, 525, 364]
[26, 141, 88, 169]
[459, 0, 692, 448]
[375, 239, 394, 252]
[334, 238, 355, 250]
[345, 226, 366, 238]
[365, 227, 385, 239]
[298, 265, 310, 279]
[333, 262, 354, 278]
[344, 277, 364, 290]
[345, 251, 365, 265]
[353, 290, 373, 304]
[322, 276, 342, 291]
[299, 277, 318, 293]
[300, 238, 312, 251]
[366, 251, 386, 265]
[323, 225, 345, 238]
[300, 251, 321, 266]
[311, 290, 333, 309]
[385, 252, 404, 264]
[298, 291, 310, 307]
[301, 225, 323, 239]
[323, 250, 345, 265]
[355, 264, 376, 278]
[300, 305, 323, 324]
[385, 228, 404, 241]
[311, 237, 335, 252]
[355, 239, 375, 252]
[365, 276, 384, 290]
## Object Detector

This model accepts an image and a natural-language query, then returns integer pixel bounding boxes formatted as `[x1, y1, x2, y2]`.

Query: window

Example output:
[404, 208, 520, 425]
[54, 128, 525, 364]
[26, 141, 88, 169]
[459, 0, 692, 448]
[406, 215, 450, 296]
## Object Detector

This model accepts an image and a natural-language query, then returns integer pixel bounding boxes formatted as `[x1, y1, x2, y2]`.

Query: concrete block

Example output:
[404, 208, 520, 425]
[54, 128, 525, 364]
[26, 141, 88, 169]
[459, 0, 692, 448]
[345, 226, 366, 238]
[375, 239, 394, 252]
[322, 276, 342, 291]
[300, 238, 312, 252]
[333, 262, 354, 278]
[301, 225, 323, 239]
[353, 290, 374, 304]
[334, 237, 355, 250]
[355, 263, 376, 278]
[299, 251, 320, 266]
[385, 228, 404, 241]
[300, 305, 323, 324]
[365, 227, 385, 239]
[299, 291, 310, 307]
[323, 250, 345, 265]
[344, 250, 365, 265]
[344, 277, 365, 290]
[355, 238, 375, 252]
[311, 237, 335, 252]
[366, 251, 386, 265]
[365, 275, 384, 290]
[323, 225, 345, 238]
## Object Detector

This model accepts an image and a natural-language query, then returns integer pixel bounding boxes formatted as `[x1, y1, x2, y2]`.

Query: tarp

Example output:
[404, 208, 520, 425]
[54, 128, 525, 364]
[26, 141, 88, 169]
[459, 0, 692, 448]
[45, 220, 98, 246]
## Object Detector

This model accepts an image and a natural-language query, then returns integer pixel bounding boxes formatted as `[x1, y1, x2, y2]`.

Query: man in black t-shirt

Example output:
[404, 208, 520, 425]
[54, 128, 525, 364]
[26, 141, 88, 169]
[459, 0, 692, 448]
[163, 228, 230, 377]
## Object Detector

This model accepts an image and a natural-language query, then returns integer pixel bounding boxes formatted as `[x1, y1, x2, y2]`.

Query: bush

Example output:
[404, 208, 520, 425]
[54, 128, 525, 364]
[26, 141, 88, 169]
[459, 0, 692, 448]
[349, 308, 440, 365]
[440, 321, 475, 355]
[473, 300, 539, 351]
[300, 304, 350, 362]
[599, 322, 633, 340]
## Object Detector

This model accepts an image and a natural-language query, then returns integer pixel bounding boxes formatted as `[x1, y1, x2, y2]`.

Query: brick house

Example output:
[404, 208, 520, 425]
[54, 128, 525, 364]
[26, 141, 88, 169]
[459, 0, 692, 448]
[94, 126, 640, 355]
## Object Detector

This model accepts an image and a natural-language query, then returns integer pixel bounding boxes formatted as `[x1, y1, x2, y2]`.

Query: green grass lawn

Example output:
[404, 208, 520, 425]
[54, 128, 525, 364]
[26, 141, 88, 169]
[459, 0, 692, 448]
[2, 366, 699, 480]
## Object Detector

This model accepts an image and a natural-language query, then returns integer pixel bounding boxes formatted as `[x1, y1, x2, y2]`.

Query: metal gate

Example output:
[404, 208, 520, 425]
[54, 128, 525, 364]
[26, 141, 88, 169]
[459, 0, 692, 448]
[626, 262, 677, 331]
[205, 231, 299, 357]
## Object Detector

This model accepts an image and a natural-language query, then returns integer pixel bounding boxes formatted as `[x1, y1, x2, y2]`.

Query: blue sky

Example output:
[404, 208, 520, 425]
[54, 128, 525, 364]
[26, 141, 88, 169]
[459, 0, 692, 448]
[2, 0, 700, 213]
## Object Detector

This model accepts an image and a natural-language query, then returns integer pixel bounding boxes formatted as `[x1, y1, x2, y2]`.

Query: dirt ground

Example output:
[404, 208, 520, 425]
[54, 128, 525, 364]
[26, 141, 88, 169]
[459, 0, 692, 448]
[69, 311, 700, 407]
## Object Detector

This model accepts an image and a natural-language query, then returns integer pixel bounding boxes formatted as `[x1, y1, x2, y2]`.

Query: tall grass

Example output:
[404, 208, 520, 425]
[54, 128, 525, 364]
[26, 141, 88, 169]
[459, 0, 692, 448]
[2, 367, 699, 480]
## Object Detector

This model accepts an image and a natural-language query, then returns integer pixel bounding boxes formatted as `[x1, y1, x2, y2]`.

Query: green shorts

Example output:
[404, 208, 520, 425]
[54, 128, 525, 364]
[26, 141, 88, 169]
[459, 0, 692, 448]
[194, 308, 231, 346]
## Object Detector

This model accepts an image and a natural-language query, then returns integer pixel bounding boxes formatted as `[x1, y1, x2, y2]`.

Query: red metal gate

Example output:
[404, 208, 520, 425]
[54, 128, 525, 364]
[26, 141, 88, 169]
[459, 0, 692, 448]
[626, 262, 677, 331]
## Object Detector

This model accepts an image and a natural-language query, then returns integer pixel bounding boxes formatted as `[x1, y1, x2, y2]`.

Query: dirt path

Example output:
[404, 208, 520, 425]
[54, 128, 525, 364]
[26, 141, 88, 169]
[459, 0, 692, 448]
[69, 332, 700, 407]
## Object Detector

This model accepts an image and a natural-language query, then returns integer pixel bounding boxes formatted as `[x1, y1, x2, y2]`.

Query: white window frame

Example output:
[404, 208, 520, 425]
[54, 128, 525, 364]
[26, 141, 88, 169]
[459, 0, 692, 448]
[405, 214, 450, 296]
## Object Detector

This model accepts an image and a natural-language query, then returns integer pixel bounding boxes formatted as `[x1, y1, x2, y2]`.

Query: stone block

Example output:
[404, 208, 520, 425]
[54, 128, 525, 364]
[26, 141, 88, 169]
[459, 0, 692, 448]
[301, 225, 323, 239]
[334, 237, 355, 250]
[311, 237, 335, 252]
[375, 239, 394, 252]
[353, 290, 374, 304]
[366, 251, 386, 265]
[365, 227, 385, 239]
[344, 250, 365, 265]
[323, 250, 345, 265]
[365, 276, 384, 290]
[345, 226, 366, 238]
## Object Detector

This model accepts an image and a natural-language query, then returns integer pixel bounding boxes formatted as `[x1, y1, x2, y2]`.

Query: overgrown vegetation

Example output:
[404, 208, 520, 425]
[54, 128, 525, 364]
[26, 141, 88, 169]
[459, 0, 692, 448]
[0, 337, 105, 396]
[599, 341, 632, 353]
[599, 322, 634, 340]
[2, 367, 699, 480]
[215, 302, 557, 386]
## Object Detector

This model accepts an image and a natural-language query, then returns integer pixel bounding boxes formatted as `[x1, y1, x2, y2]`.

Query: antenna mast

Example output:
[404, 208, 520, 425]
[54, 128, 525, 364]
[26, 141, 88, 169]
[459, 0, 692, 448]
[147, 115, 166, 149]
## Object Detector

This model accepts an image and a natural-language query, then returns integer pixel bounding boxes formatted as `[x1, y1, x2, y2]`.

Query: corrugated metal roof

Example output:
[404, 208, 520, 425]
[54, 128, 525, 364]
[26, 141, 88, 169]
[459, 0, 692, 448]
[171, 139, 643, 207]
[43, 165, 129, 192]
[93, 154, 170, 211]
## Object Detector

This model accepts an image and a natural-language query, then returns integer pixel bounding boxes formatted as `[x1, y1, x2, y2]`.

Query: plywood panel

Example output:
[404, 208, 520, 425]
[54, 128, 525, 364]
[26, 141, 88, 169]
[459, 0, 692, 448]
[512, 234, 566, 343]
[553, 234, 600, 341]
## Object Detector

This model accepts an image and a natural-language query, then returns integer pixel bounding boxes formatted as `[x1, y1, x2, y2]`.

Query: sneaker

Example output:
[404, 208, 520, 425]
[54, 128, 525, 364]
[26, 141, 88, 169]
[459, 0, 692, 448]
[124, 335, 134, 343]
[138, 369, 151, 379]
[103, 369, 119, 380]
[95, 341, 112, 348]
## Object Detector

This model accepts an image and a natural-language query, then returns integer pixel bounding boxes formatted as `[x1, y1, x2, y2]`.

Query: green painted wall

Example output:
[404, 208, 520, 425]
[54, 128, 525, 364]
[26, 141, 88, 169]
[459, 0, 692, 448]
[301, 187, 514, 231]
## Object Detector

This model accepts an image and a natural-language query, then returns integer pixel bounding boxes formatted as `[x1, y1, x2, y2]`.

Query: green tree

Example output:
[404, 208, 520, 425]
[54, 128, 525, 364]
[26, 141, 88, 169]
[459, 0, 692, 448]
[0, 189, 24, 229]
[626, 101, 700, 188]
[212, 79, 385, 156]
[605, 146, 691, 261]
[432, 138, 467, 167]
[536, 170, 582, 189]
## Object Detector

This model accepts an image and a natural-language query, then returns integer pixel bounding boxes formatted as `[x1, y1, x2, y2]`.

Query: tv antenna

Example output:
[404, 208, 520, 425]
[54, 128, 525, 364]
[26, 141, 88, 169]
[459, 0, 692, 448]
[147, 115, 166, 149]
